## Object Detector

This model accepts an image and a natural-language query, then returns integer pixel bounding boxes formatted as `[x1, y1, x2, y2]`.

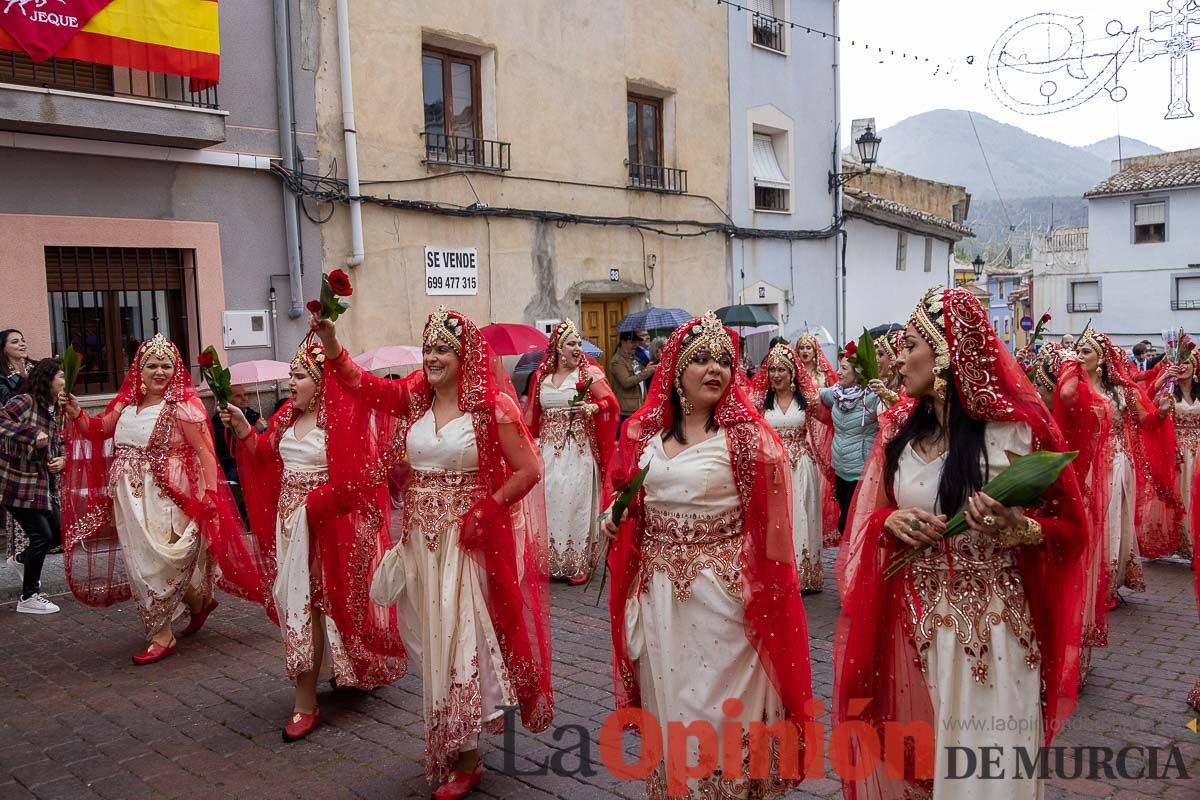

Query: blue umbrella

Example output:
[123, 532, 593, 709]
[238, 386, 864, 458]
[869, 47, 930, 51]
[615, 307, 691, 333]
[512, 340, 603, 386]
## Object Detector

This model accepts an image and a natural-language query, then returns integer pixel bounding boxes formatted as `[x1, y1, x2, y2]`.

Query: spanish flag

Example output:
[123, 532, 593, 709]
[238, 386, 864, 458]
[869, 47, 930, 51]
[0, 0, 219, 82]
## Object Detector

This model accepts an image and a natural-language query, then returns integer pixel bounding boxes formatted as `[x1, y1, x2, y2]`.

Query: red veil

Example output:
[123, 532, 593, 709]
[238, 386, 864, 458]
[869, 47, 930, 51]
[522, 321, 620, 502]
[795, 332, 840, 545]
[1088, 332, 1183, 559]
[748, 343, 829, 479]
[833, 288, 1089, 800]
[61, 337, 266, 610]
[236, 336, 406, 688]
[607, 316, 813, 736]
[327, 310, 553, 734]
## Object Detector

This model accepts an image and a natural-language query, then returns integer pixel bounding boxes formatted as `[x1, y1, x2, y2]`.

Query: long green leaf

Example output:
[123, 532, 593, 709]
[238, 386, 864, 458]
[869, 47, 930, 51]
[859, 328, 880, 382]
[61, 345, 81, 396]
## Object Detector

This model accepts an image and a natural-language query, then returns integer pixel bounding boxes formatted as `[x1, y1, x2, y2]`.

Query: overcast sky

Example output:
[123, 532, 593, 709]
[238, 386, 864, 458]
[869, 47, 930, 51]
[838, 0, 1198, 151]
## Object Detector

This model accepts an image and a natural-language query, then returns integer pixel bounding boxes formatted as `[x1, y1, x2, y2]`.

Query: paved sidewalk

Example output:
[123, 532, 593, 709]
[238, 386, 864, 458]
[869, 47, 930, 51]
[0, 554, 1196, 799]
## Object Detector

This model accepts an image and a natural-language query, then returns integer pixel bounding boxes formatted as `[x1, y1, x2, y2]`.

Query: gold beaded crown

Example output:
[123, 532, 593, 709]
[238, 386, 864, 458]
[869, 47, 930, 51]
[138, 333, 177, 369]
[291, 339, 327, 385]
[553, 319, 580, 353]
[424, 305, 464, 354]
[676, 311, 735, 380]
[909, 286, 950, 375]
[1077, 324, 1104, 363]
[766, 343, 796, 373]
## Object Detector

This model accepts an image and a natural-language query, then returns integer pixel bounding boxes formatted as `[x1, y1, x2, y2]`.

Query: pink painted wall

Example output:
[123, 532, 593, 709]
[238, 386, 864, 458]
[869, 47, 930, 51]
[0, 212, 227, 372]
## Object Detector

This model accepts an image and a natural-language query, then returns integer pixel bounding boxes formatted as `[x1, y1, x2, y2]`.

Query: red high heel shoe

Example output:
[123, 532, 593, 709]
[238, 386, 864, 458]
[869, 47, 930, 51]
[132, 639, 177, 665]
[433, 764, 484, 800]
[180, 598, 218, 637]
[282, 707, 320, 742]
[567, 572, 590, 587]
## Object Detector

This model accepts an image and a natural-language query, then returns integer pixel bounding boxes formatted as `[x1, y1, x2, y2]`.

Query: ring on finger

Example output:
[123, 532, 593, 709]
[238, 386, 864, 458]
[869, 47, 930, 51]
[909, 518, 922, 531]
[982, 514, 996, 527]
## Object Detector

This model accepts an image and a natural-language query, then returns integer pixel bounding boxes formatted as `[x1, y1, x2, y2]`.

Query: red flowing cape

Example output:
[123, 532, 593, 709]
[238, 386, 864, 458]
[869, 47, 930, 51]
[327, 322, 553, 734]
[797, 339, 841, 546]
[833, 290, 1089, 800]
[235, 354, 407, 688]
[61, 340, 266, 610]
[607, 319, 813, 753]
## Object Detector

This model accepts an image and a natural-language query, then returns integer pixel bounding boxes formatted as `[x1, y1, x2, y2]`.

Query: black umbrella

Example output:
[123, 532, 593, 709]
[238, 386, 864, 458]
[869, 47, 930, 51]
[714, 305, 779, 327]
[867, 323, 904, 338]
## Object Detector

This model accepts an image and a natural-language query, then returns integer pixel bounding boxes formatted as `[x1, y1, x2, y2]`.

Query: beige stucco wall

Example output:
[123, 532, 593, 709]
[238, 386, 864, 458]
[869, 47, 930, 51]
[312, 0, 732, 351]
[852, 164, 970, 221]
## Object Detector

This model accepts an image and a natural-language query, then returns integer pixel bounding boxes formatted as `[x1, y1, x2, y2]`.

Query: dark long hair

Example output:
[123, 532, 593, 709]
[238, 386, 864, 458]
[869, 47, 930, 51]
[665, 389, 719, 444]
[763, 386, 808, 412]
[884, 368, 989, 514]
[16, 358, 62, 411]
[0, 329, 25, 375]
[1174, 366, 1200, 403]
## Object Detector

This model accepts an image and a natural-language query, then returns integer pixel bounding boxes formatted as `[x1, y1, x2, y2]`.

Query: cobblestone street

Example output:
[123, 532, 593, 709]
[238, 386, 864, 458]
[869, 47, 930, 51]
[1, 554, 1197, 800]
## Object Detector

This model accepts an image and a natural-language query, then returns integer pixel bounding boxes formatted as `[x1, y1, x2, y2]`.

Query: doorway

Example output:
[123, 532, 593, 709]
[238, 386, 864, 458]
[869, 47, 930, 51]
[580, 297, 628, 366]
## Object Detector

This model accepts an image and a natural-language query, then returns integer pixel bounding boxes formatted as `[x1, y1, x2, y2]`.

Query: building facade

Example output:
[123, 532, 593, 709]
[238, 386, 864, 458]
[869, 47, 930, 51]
[310, 0, 733, 363]
[0, 1, 321, 400]
[1034, 149, 1200, 348]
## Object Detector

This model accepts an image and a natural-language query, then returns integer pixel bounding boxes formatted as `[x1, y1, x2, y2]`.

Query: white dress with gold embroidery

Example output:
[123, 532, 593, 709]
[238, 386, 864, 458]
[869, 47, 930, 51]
[624, 433, 786, 800]
[1100, 394, 1143, 597]
[110, 403, 213, 638]
[273, 425, 356, 683]
[537, 368, 600, 579]
[1173, 396, 1199, 560]
[898, 421, 1042, 800]
[762, 399, 823, 592]
[369, 410, 515, 783]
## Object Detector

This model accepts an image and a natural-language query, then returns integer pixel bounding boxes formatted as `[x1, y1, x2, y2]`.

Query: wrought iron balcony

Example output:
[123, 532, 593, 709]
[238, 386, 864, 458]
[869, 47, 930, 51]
[1066, 302, 1102, 313]
[627, 162, 687, 194]
[1170, 299, 1200, 310]
[0, 51, 218, 109]
[421, 131, 510, 171]
[753, 14, 785, 51]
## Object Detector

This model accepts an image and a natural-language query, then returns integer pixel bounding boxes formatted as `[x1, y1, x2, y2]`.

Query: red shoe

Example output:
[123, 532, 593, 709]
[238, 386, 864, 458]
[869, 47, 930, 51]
[282, 707, 320, 742]
[132, 640, 177, 665]
[180, 598, 218, 637]
[433, 765, 484, 800]
[1106, 595, 1119, 611]
[567, 572, 590, 587]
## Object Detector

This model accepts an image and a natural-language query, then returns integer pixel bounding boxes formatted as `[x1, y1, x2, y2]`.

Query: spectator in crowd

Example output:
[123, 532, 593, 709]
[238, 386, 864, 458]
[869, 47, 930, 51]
[648, 336, 667, 365]
[608, 331, 657, 427]
[633, 329, 651, 367]
[818, 353, 882, 533]
[1, 329, 34, 562]
[1061, 333, 1076, 349]
[1, 358, 65, 615]
[1131, 341, 1155, 371]
[212, 385, 266, 485]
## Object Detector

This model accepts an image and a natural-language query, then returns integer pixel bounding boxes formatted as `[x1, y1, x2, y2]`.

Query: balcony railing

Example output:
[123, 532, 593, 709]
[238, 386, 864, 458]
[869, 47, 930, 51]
[627, 162, 688, 194]
[1067, 302, 1102, 313]
[1171, 299, 1200, 310]
[754, 185, 789, 211]
[753, 15, 785, 51]
[0, 51, 218, 109]
[421, 131, 510, 171]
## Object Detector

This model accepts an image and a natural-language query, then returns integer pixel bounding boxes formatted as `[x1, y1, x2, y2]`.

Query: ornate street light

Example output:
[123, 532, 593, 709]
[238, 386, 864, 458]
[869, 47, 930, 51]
[828, 125, 883, 192]
[972, 255, 985, 278]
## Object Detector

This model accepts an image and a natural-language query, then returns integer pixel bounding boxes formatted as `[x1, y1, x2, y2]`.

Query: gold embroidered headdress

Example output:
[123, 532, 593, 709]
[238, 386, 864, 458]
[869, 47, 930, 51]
[766, 343, 796, 374]
[674, 312, 736, 416]
[138, 332, 177, 369]
[423, 305, 464, 354]
[291, 338, 327, 385]
[1077, 324, 1104, 364]
[553, 319, 580, 354]
[909, 286, 951, 399]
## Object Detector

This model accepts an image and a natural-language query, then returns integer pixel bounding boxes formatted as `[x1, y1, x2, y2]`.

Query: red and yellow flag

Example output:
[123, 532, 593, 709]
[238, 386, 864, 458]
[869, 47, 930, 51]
[0, 0, 219, 82]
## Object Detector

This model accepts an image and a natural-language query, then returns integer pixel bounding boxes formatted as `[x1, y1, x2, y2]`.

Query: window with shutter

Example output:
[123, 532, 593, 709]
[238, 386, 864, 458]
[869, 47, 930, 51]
[1175, 275, 1200, 310]
[1133, 201, 1166, 244]
[1069, 280, 1101, 312]
[752, 132, 789, 211]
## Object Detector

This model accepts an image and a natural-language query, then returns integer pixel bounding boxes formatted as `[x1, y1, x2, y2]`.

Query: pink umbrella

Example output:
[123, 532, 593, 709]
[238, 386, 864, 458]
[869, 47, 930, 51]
[228, 359, 291, 386]
[479, 323, 548, 356]
[353, 345, 423, 372]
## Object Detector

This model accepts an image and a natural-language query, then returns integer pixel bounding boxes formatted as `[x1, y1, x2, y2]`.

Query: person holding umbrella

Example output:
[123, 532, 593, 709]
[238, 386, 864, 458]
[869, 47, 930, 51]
[609, 331, 657, 427]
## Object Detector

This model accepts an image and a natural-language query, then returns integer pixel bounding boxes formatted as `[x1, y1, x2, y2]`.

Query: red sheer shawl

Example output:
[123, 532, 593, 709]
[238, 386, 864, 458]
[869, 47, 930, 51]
[607, 318, 813, 739]
[795, 333, 840, 545]
[61, 338, 266, 609]
[327, 313, 553, 734]
[235, 347, 407, 688]
[522, 332, 619, 503]
[833, 289, 1089, 800]
[1092, 333, 1183, 559]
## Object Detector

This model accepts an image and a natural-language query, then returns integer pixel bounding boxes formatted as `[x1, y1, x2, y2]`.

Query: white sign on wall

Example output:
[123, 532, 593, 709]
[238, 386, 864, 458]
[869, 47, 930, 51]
[424, 246, 479, 296]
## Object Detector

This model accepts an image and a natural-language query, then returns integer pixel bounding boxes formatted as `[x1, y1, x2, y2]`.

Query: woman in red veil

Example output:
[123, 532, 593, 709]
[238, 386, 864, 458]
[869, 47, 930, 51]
[1189, 464, 1200, 711]
[1075, 327, 1180, 606]
[794, 331, 840, 546]
[522, 318, 618, 584]
[61, 334, 264, 665]
[834, 287, 1088, 800]
[323, 307, 552, 799]
[604, 312, 812, 798]
[221, 335, 406, 741]
[749, 342, 826, 592]
[869, 329, 905, 409]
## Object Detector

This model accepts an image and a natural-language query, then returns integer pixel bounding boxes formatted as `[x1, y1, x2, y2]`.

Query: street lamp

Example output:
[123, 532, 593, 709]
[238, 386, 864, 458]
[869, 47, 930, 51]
[972, 255, 985, 278]
[828, 125, 883, 193]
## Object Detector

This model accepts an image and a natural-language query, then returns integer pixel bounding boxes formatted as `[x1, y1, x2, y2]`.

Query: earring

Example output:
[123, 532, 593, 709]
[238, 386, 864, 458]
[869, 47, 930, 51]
[675, 378, 694, 416]
[139, 381, 147, 397]
[932, 368, 947, 403]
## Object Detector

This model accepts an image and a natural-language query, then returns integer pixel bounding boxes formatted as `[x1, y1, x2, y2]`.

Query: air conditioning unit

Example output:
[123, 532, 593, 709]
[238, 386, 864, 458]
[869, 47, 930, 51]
[223, 310, 271, 349]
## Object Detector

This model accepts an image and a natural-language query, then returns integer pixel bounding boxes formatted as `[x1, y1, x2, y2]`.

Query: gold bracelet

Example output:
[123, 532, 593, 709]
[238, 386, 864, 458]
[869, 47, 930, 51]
[879, 389, 901, 406]
[996, 517, 1043, 549]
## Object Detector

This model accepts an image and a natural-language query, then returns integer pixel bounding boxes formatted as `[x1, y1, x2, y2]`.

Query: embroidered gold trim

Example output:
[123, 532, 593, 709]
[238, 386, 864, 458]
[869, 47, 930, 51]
[402, 469, 483, 551]
[640, 506, 743, 601]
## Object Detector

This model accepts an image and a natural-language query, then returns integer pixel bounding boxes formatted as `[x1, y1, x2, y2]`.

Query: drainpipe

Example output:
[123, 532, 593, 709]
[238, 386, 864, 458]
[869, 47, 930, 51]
[832, 0, 845, 346]
[274, 0, 303, 319]
[336, 0, 365, 268]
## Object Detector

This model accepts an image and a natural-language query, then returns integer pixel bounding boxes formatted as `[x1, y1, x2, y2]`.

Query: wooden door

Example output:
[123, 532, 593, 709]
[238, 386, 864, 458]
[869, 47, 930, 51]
[581, 297, 627, 366]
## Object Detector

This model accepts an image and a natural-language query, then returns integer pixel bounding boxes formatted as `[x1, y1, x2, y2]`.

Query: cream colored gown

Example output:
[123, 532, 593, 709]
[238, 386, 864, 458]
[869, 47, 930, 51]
[1173, 397, 1199, 560]
[370, 410, 516, 783]
[624, 433, 787, 800]
[1102, 395, 1144, 599]
[898, 422, 1043, 800]
[762, 400, 823, 591]
[273, 425, 357, 682]
[537, 368, 601, 580]
[109, 404, 213, 637]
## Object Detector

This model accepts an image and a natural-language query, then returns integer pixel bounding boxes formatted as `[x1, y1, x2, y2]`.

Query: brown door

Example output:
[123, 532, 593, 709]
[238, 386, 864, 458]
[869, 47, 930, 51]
[581, 297, 627, 366]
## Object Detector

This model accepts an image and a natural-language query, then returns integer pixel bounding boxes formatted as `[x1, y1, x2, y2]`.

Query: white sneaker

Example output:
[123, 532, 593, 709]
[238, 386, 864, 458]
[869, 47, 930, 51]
[5, 555, 22, 579]
[16, 593, 60, 615]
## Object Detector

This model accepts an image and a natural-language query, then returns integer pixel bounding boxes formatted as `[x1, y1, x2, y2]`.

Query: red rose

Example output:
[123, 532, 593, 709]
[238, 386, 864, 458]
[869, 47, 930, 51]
[844, 342, 858, 356]
[1188, 341, 1196, 352]
[327, 269, 353, 297]
[306, 299, 323, 315]
[1040, 313, 1052, 324]
[575, 380, 587, 393]
[197, 351, 215, 369]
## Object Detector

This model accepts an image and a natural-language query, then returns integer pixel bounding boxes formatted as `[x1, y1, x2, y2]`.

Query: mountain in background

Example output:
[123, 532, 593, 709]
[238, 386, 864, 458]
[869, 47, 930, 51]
[863, 109, 1162, 255]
